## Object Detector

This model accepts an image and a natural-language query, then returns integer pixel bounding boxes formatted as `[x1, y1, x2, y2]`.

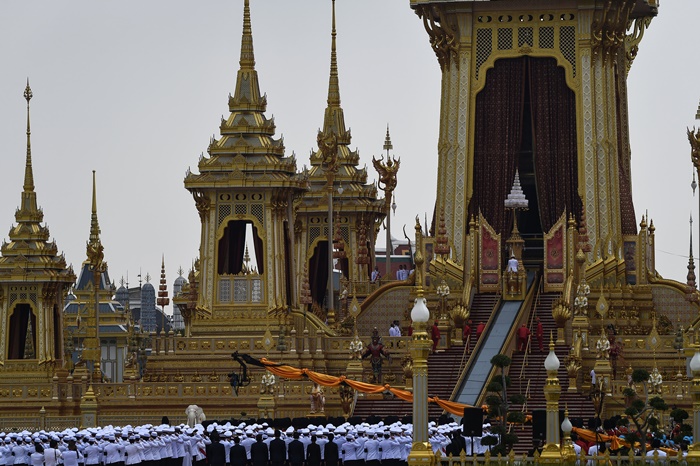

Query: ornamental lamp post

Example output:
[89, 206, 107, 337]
[407, 218, 435, 466]
[560, 407, 575, 462]
[540, 334, 562, 462]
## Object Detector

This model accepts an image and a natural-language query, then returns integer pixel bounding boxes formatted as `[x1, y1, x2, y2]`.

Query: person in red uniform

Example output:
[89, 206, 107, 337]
[475, 321, 486, 341]
[462, 320, 472, 346]
[431, 321, 441, 353]
[517, 324, 531, 352]
[535, 317, 544, 352]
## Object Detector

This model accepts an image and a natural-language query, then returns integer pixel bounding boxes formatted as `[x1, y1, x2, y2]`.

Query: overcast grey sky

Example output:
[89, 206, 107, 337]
[0, 1, 697, 308]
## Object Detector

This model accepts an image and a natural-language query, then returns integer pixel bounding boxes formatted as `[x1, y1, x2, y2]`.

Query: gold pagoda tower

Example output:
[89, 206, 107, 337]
[182, 0, 307, 334]
[0, 82, 75, 381]
[410, 0, 658, 290]
[296, 0, 387, 325]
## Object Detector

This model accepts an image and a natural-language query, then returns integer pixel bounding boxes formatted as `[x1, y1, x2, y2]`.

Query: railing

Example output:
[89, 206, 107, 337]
[521, 378, 531, 414]
[435, 449, 682, 465]
[448, 295, 502, 402]
[519, 280, 543, 380]
[471, 273, 539, 407]
[217, 274, 263, 304]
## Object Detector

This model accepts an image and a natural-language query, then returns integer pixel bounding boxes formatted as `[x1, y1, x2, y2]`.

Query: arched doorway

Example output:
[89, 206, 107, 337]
[8, 303, 36, 359]
[469, 56, 580, 268]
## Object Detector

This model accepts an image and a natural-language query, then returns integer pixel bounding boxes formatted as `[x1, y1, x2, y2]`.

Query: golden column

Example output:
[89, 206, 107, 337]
[540, 336, 562, 462]
[319, 130, 340, 325]
[407, 218, 435, 466]
[687, 344, 700, 464]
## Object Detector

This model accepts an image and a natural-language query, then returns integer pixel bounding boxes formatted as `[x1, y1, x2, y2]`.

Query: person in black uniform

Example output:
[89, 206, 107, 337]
[324, 433, 339, 466]
[250, 434, 269, 466]
[306, 436, 321, 466]
[205, 431, 226, 466]
[229, 437, 247, 466]
[287, 432, 305, 466]
[445, 430, 465, 457]
[269, 430, 287, 466]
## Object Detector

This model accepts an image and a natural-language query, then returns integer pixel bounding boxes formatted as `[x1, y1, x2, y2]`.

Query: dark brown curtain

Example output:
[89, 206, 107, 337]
[528, 57, 580, 231]
[614, 64, 638, 235]
[217, 220, 246, 275]
[470, 57, 527, 235]
[339, 258, 349, 279]
[53, 304, 62, 360]
[252, 225, 264, 273]
[283, 222, 292, 308]
[309, 242, 329, 307]
[8, 304, 34, 359]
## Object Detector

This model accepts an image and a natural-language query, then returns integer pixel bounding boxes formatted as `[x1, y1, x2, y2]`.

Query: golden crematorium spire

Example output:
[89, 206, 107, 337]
[295, 0, 386, 315]
[230, 0, 264, 111]
[88, 170, 102, 257]
[183, 0, 306, 320]
[0, 82, 75, 367]
[322, 0, 348, 143]
[688, 214, 697, 302]
[20, 80, 38, 218]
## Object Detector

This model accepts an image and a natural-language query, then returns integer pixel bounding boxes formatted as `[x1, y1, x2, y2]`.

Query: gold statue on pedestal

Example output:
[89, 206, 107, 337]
[309, 383, 326, 414]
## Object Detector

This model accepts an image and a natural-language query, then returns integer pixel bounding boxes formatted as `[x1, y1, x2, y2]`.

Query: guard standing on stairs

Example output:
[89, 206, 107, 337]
[431, 321, 441, 353]
[517, 324, 530, 352]
[535, 317, 544, 352]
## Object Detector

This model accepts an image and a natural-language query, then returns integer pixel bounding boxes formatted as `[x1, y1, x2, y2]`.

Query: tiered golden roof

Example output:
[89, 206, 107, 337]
[0, 82, 75, 285]
[183, 0, 306, 193]
[299, 0, 384, 215]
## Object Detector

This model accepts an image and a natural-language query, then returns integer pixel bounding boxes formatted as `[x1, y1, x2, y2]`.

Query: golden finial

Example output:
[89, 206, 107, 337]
[327, 0, 341, 107]
[414, 215, 424, 296]
[383, 124, 393, 153]
[89, 170, 101, 245]
[549, 330, 555, 351]
[23, 79, 35, 193]
[239, 0, 255, 70]
[85, 170, 106, 272]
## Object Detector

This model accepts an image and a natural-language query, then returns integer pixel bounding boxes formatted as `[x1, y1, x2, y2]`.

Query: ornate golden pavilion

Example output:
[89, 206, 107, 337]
[1, 0, 696, 435]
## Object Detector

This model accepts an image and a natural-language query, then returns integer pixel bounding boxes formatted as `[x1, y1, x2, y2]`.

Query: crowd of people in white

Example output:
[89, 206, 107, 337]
[0, 419, 498, 466]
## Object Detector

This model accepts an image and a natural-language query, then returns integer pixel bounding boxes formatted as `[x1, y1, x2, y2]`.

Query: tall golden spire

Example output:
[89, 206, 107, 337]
[89, 170, 101, 247]
[19, 80, 39, 217]
[688, 213, 697, 302]
[239, 0, 255, 70]
[23, 80, 34, 193]
[321, 0, 348, 142]
[230, 0, 263, 109]
[327, 0, 340, 107]
[85, 170, 106, 282]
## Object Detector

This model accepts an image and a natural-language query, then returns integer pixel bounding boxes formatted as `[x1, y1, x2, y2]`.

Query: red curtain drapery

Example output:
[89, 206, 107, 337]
[528, 57, 580, 232]
[470, 57, 582, 236]
[470, 57, 526, 236]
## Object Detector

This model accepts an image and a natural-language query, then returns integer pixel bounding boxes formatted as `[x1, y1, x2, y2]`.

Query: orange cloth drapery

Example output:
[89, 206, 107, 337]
[257, 356, 474, 416]
[571, 427, 678, 456]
